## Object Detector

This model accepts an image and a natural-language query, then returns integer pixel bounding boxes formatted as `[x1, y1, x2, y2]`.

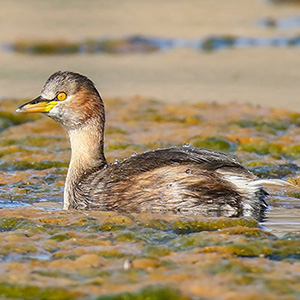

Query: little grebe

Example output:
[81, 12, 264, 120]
[17, 71, 274, 219]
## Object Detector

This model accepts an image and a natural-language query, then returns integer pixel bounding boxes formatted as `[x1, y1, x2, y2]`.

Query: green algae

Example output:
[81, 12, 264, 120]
[201, 35, 236, 52]
[191, 136, 237, 152]
[100, 222, 126, 231]
[149, 114, 195, 124]
[216, 239, 300, 258]
[1, 243, 37, 256]
[0, 146, 30, 158]
[0, 160, 68, 171]
[69, 217, 94, 227]
[12, 37, 159, 55]
[208, 260, 266, 275]
[172, 218, 258, 234]
[0, 209, 299, 299]
[287, 144, 300, 157]
[14, 40, 80, 54]
[104, 215, 134, 226]
[227, 241, 274, 257]
[0, 217, 44, 232]
[1, 136, 65, 148]
[141, 245, 171, 257]
[0, 217, 25, 231]
[238, 141, 281, 156]
[0, 111, 40, 132]
[107, 143, 141, 151]
[0, 283, 81, 300]
[84, 37, 158, 54]
[115, 231, 137, 242]
[50, 234, 71, 242]
[96, 286, 188, 300]
[140, 218, 173, 231]
[97, 249, 125, 258]
[218, 226, 276, 239]
[272, 240, 300, 256]
[288, 112, 300, 125]
[234, 274, 256, 285]
[233, 119, 289, 134]
[135, 230, 176, 246]
[52, 252, 80, 260]
[167, 232, 214, 251]
[32, 270, 82, 280]
[105, 126, 129, 135]
[238, 142, 300, 158]
[169, 228, 278, 253]
[0, 139, 20, 147]
[263, 278, 300, 296]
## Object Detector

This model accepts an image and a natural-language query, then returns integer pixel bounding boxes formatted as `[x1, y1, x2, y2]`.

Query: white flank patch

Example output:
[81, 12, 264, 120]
[222, 175, 261, 212]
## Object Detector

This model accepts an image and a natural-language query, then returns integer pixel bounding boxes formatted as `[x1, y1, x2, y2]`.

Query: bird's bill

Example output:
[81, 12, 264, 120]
[16, 96, 57, 114]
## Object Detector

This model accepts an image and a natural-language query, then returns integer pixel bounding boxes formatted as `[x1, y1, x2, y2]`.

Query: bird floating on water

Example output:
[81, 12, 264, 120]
[17, 71, 283, 219]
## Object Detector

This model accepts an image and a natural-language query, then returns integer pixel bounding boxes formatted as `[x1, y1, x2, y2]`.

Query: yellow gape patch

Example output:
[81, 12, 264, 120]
[45, 101, 58, 112]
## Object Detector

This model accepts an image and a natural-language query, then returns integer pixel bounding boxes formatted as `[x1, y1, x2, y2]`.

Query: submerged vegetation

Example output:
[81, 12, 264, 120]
[0, 97, 299, 298]
[0, 209, 299, 299]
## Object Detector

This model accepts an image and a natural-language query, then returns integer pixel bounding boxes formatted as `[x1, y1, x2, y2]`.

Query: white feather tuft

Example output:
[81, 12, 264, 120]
[249, 179, 292, 188]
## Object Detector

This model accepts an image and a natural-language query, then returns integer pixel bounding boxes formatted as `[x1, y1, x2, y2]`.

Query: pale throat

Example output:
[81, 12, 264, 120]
[63, 121, 106, 209]
[68, 120, 106, 177]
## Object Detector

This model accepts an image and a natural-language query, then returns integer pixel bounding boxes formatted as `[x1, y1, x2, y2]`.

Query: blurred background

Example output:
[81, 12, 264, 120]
[1, 0, 300, 109]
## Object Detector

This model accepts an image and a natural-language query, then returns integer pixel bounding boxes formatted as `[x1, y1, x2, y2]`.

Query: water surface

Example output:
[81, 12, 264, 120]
[0, 97, 299, 299]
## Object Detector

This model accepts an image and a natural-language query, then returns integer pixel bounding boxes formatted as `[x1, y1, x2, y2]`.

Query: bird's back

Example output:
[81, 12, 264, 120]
[73, 147, 267, 220]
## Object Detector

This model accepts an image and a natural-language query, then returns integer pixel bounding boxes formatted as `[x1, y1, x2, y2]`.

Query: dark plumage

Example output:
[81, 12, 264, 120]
[17, 71, 270, 220]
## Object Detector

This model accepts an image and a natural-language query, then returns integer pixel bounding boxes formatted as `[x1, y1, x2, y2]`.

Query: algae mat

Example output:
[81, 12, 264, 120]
[0, 208, 300, 299]
[0, 97, 299, 299]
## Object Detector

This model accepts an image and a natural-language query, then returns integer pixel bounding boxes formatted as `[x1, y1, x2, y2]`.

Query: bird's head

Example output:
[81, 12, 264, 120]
[17, 71, 105, 130]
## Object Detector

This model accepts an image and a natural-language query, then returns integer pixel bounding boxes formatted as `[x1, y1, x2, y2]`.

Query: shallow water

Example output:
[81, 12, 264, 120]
[4, 33, 300, 55]
[0, 97, 299, 299]
[0, 207, 299, 299]
[263, 207, 300, 236]
[1, 98, 299, 230]
[260, 15, 300, 29]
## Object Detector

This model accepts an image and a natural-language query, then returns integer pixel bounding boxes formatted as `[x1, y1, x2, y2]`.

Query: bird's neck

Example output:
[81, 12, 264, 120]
[63, 118, 106, 209]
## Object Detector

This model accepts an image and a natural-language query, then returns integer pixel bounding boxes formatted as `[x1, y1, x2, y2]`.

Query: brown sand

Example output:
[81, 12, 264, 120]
[0, 0, 300, 110]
